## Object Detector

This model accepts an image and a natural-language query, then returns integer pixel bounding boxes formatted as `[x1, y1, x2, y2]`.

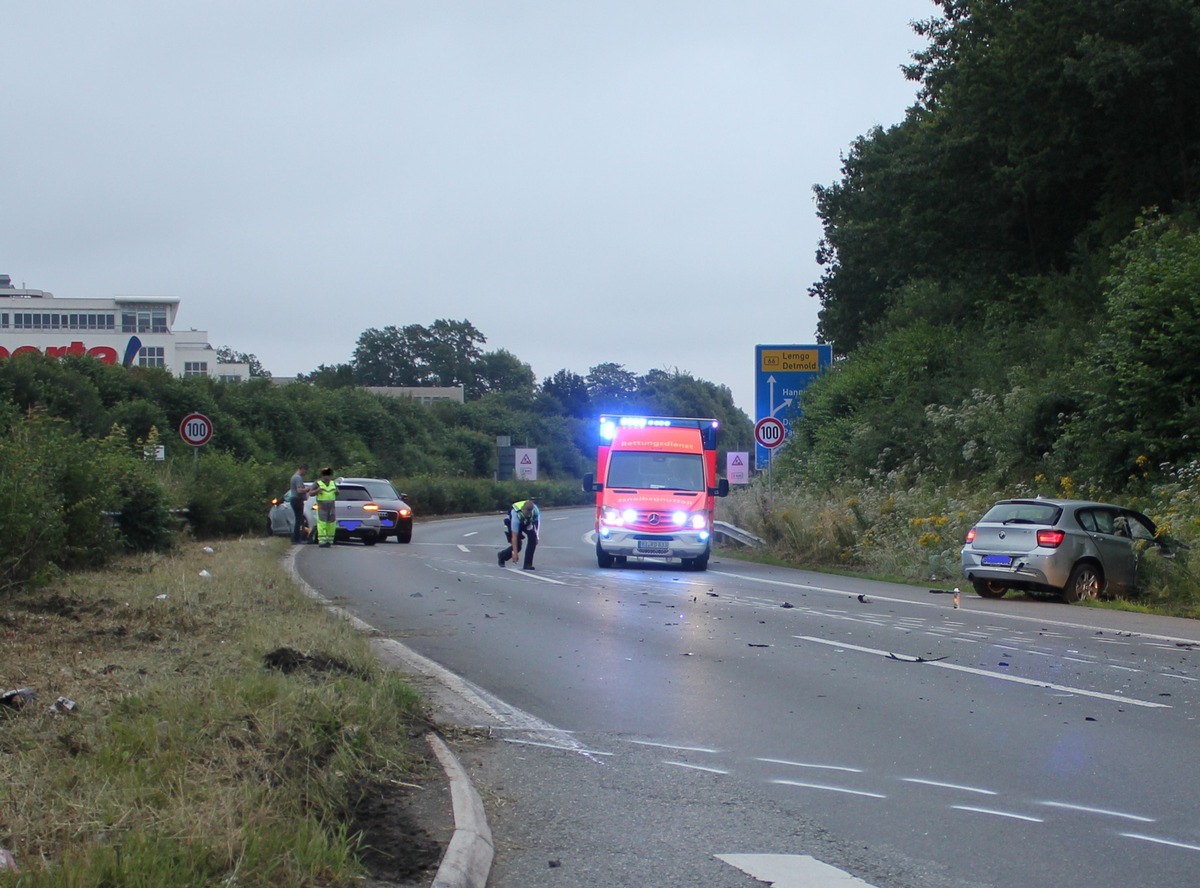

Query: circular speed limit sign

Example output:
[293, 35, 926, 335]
[754, 416, 786, 449]
[179, 412, 214, 447]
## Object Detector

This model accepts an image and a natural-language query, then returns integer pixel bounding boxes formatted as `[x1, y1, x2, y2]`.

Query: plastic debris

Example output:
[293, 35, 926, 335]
[0, 847, 18, 872]
[156, 594, 168, 600]
[202, 546, 214, 554]
[198, 569, 212, 577]
[953, 588, 961, 608]
[50, 696, 77, 714]
[1, 688, 37, 710]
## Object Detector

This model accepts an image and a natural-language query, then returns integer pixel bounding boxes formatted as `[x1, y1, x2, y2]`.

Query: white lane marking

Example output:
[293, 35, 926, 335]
[1164, 672, 1198, 681]
[1122, 833, 1200, 852]
[664, 760, 729, 775]
[953, 805, 1043, 823]
[500, 569, 567, 585]
[757, 758, 863, 774]
[627, 739, 721, 754]
[503, 737, 613, 756]
[901, 777, 997, 796]
[710, 569, 1200, 646]
[463, 531, 478, 537]
[1038, 801, 1155, 822]
[717, 854, 879, 887]
[772, 779, 886, 799]
[796, 635, 1172, 709]
[457, 544, 470, 552]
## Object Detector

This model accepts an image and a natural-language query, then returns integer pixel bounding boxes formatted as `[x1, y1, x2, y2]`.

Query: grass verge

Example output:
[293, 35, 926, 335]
[0, 538, 440, 887]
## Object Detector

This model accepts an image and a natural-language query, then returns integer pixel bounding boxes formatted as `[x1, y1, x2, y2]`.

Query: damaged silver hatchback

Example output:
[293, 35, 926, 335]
[961, 498, 1164, 603]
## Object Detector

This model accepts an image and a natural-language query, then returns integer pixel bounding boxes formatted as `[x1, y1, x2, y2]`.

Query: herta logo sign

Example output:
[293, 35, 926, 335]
[0, 336, 143, 367]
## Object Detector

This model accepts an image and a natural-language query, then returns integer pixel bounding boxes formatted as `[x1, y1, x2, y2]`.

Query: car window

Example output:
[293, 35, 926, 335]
[361, 480, 399, 499]
[981, 502, 1061, 525]
[336, 486, 371, 501]
[1124, 512, 1157, 542]
[1078, 508, 1118, 534]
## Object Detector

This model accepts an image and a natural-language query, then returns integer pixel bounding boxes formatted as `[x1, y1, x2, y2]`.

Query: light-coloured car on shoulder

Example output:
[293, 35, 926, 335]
[336, 477, 413, 543]
[961, 497, 1164, 603]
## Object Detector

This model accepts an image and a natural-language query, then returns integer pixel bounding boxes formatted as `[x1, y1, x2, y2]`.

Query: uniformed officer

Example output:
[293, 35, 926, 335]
[498, 498, 540, 570]
[314, 468, 337, 547]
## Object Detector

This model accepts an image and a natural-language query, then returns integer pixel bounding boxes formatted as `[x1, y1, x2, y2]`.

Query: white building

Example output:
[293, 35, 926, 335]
[0, 275, 249, 381]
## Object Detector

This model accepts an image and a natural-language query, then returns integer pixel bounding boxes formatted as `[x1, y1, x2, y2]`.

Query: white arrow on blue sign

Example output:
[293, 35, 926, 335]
[754, 344, 831, 470]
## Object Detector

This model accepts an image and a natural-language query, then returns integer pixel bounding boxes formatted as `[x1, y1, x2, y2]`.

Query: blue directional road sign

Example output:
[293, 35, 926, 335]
[754, 344, 832, 470]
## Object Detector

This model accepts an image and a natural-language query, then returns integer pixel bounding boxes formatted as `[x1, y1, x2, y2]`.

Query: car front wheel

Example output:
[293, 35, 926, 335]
[1063, 562, 1103, 603]
[972, 580, 1008, 599]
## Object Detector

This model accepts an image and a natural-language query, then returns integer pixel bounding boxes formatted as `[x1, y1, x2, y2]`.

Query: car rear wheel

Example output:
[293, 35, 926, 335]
[1063, 562, 1103, 603]
[972, 580, 1008, 599]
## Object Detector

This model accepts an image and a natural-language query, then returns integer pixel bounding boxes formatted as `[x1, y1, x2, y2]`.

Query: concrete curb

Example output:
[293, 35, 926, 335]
[283, 548, 495, 888]
[426, 733, 494, 888]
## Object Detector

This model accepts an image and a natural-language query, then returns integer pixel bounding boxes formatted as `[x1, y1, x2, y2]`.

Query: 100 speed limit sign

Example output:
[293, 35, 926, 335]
[754, 417, 786, 449]
[179, 412, 214, 447]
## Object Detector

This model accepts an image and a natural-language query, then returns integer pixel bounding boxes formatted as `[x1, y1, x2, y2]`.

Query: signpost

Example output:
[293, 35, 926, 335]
[754, 344, 832, 470]
[754, 417, 786, 496]
[179, 412, 213, 462]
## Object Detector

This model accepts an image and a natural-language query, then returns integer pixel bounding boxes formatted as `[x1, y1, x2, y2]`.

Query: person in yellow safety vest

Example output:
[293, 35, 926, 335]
[314, 467, 338, 548]
[498, 498, 540, 569]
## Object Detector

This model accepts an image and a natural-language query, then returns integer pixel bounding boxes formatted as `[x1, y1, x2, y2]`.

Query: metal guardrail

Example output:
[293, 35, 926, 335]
[713, 521, 764, 548]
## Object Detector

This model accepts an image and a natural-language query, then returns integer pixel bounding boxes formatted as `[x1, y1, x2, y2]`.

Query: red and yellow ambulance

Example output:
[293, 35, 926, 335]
[582, 415, 729, 571]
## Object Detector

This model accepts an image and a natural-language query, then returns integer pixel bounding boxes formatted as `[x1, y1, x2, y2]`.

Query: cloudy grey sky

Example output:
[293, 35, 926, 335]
[3, 1, 933, 414]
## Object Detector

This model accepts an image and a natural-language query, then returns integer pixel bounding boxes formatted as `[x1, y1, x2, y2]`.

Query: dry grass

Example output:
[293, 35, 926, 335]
[0, 538, 430, 887]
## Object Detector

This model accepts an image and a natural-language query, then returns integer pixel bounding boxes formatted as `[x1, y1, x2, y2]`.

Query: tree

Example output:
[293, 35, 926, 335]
[585, 363, 638, 413]
[541, 369, 592, 418]
[216, 346, 270, 377]
[1062, 214, 1200, 482]
[477, 349, 536, 395]
[352, 319, 489, 397]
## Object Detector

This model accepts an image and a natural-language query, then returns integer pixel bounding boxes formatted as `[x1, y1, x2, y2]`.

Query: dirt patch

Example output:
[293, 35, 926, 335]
[349, 778, 447, 886]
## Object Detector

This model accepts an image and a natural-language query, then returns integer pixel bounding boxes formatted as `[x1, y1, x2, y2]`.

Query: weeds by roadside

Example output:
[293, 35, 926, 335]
[0, 538, 438, 887]
[720, 474, 1200, 618]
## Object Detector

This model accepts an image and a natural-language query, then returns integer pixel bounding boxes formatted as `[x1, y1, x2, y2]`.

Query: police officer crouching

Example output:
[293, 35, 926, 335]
[498, 498, 540, 570]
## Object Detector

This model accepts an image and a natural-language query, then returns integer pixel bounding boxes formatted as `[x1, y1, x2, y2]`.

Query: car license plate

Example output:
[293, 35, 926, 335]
[982, 554, 1013, 566]
[637, 540, 669, 552]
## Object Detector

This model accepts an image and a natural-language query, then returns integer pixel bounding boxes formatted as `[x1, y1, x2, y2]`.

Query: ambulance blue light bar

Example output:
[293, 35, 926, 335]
[598, 415, 720, 442]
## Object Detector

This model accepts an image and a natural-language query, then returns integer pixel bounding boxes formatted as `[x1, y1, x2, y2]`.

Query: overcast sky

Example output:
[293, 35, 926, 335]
[2, 1, 933, 414]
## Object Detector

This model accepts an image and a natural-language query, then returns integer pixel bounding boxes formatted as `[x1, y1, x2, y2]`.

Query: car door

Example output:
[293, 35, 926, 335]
[1079, 507, 1136, 594]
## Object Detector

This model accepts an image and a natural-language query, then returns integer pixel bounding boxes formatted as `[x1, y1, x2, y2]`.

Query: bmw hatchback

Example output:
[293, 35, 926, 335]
[961, 498, 1161, 603]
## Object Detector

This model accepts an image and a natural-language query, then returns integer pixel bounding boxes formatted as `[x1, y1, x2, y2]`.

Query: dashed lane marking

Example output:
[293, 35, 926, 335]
[953, 805, 1044, 823]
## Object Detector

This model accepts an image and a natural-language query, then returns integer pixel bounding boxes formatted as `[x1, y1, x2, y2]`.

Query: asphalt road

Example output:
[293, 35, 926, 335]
[297, 508, 1200, 888]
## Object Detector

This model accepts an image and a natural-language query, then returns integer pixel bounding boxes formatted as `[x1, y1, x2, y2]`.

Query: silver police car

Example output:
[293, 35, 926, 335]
[961, 498, 1160, 603]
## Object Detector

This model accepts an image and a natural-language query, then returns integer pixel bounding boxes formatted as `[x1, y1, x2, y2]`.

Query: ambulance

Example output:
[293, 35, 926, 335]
[582, 415, 729, 571]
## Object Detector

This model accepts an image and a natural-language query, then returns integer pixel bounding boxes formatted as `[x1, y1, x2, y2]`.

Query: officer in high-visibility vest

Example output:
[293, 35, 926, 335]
[498, 498, 540, 569]
[314, 467, 338, 548]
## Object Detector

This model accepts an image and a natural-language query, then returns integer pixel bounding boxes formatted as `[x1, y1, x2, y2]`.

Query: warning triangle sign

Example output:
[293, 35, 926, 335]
[732, 455, 744, 465]
[520, 454, 533, 464]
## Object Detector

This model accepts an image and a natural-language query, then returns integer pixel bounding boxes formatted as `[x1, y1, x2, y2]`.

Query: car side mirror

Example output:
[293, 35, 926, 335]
[582, 473, 602, 493]
[711, 478, 730, 497]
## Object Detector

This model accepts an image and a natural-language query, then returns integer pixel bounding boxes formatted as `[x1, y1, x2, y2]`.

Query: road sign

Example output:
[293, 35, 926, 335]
[179, 412, 213, 447]
[754, 417, 786, 450]
[754, 344, 832, 469]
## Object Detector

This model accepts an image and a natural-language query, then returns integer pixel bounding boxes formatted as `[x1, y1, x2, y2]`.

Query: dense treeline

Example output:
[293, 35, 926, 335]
[790, 0, 1200, 491]
[0, 349, 749, 592]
